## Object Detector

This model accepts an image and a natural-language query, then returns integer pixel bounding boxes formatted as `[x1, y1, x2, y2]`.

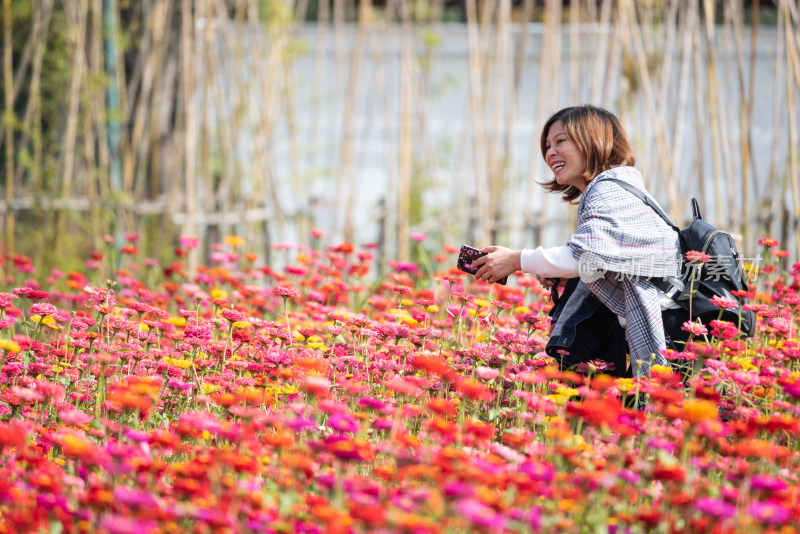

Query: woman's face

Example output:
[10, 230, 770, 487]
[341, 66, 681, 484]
[544, 120, 587, 192]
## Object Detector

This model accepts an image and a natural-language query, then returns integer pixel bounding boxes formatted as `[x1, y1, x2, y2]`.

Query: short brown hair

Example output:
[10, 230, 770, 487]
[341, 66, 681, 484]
[539, 105, 636, 203]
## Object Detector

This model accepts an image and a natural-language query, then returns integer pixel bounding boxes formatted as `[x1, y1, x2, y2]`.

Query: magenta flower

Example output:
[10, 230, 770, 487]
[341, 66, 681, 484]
[328, 413, 359, 434]
[694, 496, 736, 519]
[456, 499, 507, 531]
[747, 500, 791, 524]
[750, 474, 788, 492]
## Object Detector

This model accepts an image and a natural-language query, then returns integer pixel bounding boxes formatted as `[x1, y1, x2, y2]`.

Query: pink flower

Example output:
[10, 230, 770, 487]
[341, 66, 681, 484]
[709, 295, 737, 309]
[758, 237, 779, 247]
[272, 285, 301, 299]
[476, 366, 500, 380]
[29, 303, 58, 317]
[681, 321, 708, 336]
[180, 235, 199, 249]
[410, 233, 428, 242]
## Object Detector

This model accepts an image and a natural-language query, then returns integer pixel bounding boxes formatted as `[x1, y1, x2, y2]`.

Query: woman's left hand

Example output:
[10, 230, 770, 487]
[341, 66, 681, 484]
[472, 246, 521, 284]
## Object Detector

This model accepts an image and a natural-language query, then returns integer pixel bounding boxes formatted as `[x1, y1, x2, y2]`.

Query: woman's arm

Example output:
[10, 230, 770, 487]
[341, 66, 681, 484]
[472, 245, 579, 284]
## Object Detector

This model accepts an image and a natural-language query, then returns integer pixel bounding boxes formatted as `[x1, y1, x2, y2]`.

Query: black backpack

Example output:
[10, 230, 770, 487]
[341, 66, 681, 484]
[608, 179, 756, 337]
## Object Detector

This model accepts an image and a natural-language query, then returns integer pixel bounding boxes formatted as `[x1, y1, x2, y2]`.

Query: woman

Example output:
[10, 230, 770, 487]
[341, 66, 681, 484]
[473, 105, 684, 377]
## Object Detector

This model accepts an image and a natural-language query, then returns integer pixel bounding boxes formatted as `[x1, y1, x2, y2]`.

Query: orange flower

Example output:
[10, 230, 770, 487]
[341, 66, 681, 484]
[456, 378, 494, 401]
[679, 398, 718, 424]
[52, 429, 99, 462]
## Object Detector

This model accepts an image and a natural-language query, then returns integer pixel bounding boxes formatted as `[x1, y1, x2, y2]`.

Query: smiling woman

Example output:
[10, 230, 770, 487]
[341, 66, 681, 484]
[472, 105, 686, 378]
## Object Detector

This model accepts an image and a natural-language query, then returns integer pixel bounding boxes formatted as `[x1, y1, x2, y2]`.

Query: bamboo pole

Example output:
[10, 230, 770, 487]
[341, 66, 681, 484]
[669, 0, 695, 217]
[487, 0, 510, 244]
[767, 2, 786, 244]
[30, 0, 51, 264]
[55, 0, 89, 262]
[124, 0, 170, 198]
[464, 0, 491, 247]
[397, 0, 414, 261]
[726, 1, 750, 240]
[0, 4, 36, 151]
[338, 0, 369, 244]
[2, 0, 13, 255]
[784, 0, 800, 253]
[506, 0, 533, 245]
[618, 0, 680, 221]
[529, 0, 561, 243]
[181, 0, 199, 270]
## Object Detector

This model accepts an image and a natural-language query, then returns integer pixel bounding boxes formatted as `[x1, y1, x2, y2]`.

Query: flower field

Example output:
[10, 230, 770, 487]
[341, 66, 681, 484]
[0, 235, 799, 533]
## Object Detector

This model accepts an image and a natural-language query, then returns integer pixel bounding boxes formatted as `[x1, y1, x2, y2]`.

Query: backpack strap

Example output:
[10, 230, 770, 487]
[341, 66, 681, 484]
[605, 178, 680, 232]
[605, 178, 682, 298]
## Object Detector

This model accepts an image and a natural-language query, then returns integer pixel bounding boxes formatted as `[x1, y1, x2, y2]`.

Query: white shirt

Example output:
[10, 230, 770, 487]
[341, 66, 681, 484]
[520, 245, 682, 327]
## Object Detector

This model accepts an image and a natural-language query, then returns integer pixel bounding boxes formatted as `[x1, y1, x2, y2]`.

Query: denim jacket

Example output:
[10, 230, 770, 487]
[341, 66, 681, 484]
[545, 278, 603, 352]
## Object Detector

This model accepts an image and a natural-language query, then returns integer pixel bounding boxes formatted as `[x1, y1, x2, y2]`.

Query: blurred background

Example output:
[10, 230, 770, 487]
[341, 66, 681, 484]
[1, 0, 798, 274]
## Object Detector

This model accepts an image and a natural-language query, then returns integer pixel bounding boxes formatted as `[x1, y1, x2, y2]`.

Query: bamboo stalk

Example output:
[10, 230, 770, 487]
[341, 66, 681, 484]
[767, 1, 786, 244]
[338, 0, 369, 244]
[397, 0, 414, 261]
[784, 0, 800, 253]
[181, 0, 199, 270]
[506, 0, 533, 245]
[124, 0, 170, 197]
[56, 0, 89, 262]
[3, 0, 13, 255]
[487, 0, 510, 244]
[464, 0, 491, 247]
[618, 0, 680, 220]
[727, 0, 754, 245]
[0, 5, 35, 151]
[669, 0, 695, 219]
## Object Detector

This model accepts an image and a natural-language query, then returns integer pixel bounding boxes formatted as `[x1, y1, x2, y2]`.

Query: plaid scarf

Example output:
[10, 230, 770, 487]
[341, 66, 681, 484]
[562, 166, 681, 376]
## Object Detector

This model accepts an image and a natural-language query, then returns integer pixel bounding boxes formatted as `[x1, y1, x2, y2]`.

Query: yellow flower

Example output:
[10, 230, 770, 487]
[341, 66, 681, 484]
[164, 357, 193, 369]
[202, 384, 220, 394]
[514, 306, 530, 314]
[167, 316, 186, 327]
[650, 364, 672, 375]
[615, 378, 636, 393]
[223, 236, 245, 248]
[426, 305, 439, 313]
[0, 339, 21, 353]
[474, 299, 489, 308]
[733, 357, 757, 371]
[306, 342, 325, 350]
[401, 298, 414, 307]
[546, 393, 572, 405]
[140, 324, 150, 332]
[399, 315, 418, 326]
[555, 385, 579, 397]
[279, 385, 298, 395]
[232, 321, 250, 330]
[210, 288, 228, 299]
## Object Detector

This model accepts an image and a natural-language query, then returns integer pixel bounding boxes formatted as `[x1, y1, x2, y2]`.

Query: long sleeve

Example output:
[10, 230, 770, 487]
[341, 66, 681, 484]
[519, 246, 579, 278]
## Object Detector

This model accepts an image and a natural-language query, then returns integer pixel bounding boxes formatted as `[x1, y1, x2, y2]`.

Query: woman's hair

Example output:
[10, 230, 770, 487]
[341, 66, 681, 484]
[539, 105, 636, 203]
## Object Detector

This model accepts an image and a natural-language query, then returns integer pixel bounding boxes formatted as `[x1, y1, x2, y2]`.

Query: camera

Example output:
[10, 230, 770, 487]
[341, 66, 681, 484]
[456, 245, 508, 285]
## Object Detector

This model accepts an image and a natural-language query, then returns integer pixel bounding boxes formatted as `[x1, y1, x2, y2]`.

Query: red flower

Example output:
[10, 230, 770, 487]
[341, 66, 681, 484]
[685, 250, 711, 263]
